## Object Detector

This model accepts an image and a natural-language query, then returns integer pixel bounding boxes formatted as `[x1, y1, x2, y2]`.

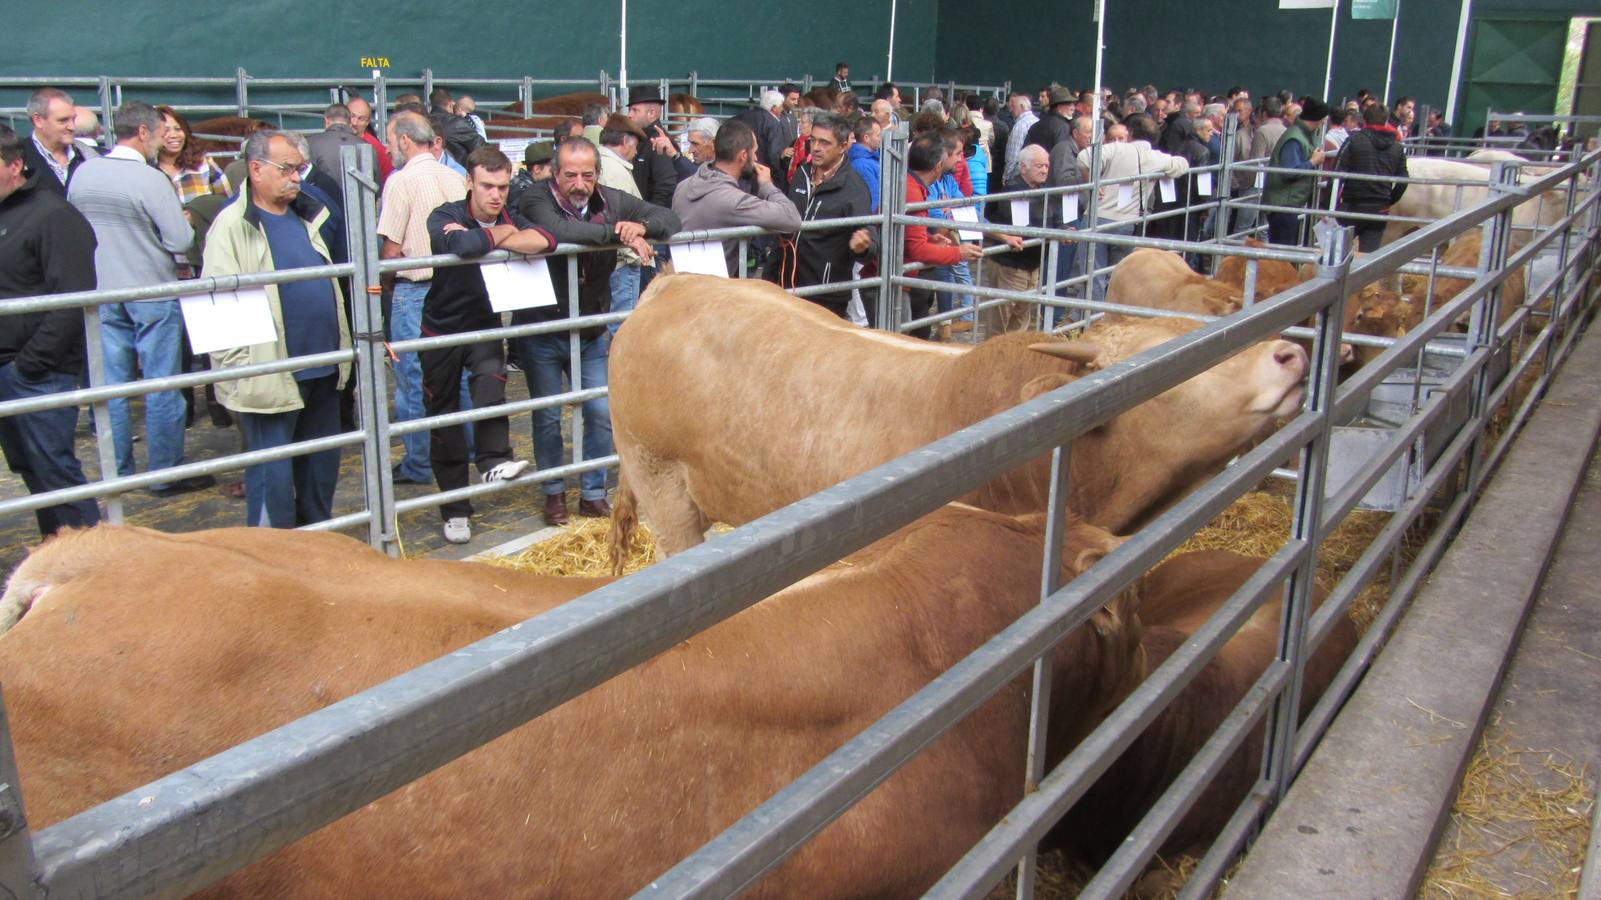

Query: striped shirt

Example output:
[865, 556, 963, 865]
[376, 153, 465, 282]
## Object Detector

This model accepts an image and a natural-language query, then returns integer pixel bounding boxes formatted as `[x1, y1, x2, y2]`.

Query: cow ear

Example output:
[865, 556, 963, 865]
[1029, 340, 1102, 367]
[1020, 373, 1073, 402]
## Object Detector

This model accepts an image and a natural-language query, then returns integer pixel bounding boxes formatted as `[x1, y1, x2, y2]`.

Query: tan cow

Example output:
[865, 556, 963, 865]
[0, 509, 1144, 898]
[1383, 156, 1570, 245]
[607, 275, 1308, 567]
[1059, 549, 1357, 863]
[1105, 249, 1243, 316]
[1212, 238, 1308, 302]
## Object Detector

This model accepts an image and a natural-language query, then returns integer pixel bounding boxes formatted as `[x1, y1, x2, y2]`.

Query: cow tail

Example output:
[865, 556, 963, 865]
[609, 469, 639, 577]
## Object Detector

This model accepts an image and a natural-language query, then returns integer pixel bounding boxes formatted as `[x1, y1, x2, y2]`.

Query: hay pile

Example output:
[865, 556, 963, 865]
[1420, 725, 1594, 898]
[484, 516, 657, 576]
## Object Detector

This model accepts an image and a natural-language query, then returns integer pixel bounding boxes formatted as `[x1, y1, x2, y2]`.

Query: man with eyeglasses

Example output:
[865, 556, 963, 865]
[376, 111, 466, 487]
[202, 130, 352, 528]
[68, 101, 209, 496]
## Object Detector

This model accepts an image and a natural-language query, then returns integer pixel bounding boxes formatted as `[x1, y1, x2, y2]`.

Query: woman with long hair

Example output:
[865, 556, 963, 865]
[155, 105, 226, 204]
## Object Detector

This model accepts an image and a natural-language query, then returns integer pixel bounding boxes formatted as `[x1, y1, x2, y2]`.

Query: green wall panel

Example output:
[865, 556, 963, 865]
[5, 0, 936, 97]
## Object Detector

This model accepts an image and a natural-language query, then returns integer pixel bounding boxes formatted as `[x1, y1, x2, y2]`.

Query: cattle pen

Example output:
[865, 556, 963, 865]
[0, 99, 1597, 897]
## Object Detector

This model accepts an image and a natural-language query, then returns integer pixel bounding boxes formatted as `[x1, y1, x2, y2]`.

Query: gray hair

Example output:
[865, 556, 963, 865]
[26, 88, 71, 119]
[1125, 94, 1147, 113]
[1182, 100, 1203, 118]
[920, 98, 945, 117]
[795, 107, 817, 125]
[685, 116, 719, 140]
[811, 112, 850, 142]
[389, 111, 434, 146]
[1202, 102, 1225, 121]
[112, 101, 161, 141]
[244, 129, 283, 163]
[760, 90, 784, 111]
[1018, 144, 1050, 166]
[323, 103, 351, 124]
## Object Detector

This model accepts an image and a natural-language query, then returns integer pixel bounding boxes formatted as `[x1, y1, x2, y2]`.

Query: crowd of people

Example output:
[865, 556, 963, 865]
[0, 73, 1442, 544]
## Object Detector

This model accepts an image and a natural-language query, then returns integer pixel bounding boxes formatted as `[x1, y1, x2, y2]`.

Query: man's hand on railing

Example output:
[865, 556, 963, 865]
[615, 220, 648, 244]
[622, 234, 655, 262]
[849, 229, 872, 254]
[1001, 234, 1025, 251]
[958, 243, 985, 262]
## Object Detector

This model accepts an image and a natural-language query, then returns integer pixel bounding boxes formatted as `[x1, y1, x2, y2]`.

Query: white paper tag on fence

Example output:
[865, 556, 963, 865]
[1255, 170, 1267, 189]
[1061, 192, 1079, 223]
[1117, 184, 1134, 208]
[181, 288, 277, 354]
[950, 204, 983, 241]
[481, 257, 559, 312]
[1158, 178, 1177, 204]
[1197, 172, 1214, 196]
[669, 240, 730, 277]
[498, 139, 531, 162]
[1009, 199, 1031, 226]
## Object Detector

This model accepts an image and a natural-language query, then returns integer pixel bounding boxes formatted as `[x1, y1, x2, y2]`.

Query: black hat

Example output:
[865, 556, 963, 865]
[1300, 98, 1330, 123]
[524, 141, 553, 166]
[628, 85, 664, 106]
[1047, 86, 1076, 108]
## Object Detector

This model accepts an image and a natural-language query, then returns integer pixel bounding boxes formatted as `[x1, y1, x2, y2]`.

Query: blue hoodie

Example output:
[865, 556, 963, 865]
[847, 143, 881, 213]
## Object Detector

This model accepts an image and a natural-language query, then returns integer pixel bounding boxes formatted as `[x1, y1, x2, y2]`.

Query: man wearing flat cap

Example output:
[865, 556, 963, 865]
[1263, 97, 1328, 246]
[508, 140, 553, 210]
[624, 86, 677, 207]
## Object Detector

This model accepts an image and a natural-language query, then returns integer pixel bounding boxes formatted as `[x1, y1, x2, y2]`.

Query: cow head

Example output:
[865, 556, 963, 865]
[1028, 316, 1308, 533]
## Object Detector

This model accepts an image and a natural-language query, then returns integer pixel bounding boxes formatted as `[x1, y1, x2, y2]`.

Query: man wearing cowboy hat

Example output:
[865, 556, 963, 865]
[624, 86, 678, 207]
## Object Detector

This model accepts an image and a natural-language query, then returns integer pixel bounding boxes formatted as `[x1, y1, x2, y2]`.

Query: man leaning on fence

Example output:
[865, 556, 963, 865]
[203, 130, 351, 529]
[377, 112, 466, 486]
[0, 124, 101, 537]
[422, 146, 553, 544]
[517, 137, 679, 525]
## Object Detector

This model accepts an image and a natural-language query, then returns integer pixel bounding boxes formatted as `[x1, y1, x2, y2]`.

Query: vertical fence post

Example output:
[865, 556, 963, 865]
[373, 72, 387, 138]
[422, 69, 434, 108]
[1464, 161, 1518, 498]
[235, 67, 249, 117]
[877, 123, 908, 331]
[1014, 441, 1073, 900]
[1082, 118, 1105, 307]
[80, 305, 122, 524]
[522, 76, 534, 119]
[567, 254, 585, 488]
[0, 693, 37, 900]
[1219, 111, 1239, 248]
[1041, 237, 1060, 332]
[97, 76, 115, 140]
[688, 70, 699, 99]
[1262, 225, 1351, 801]
[339, 143, 397, 555]
[802, 74, 813, 93]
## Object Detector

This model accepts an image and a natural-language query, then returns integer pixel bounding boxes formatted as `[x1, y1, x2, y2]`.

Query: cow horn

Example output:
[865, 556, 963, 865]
[1029, 341, 1101, 365]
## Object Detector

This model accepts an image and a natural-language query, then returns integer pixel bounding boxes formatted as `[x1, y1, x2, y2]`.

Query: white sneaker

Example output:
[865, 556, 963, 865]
[443, 517, 472, 544]
[482, 459, 531, 484]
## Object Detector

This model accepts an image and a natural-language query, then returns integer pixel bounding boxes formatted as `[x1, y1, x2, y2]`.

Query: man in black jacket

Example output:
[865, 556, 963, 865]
[19, 88, 96, 196]
[0, 125, 102, 536]
[783, 113, 877, 318]
[421, 146, 554, 544]
[624, 86, 679, 208]
[734, 92, 790, 194]
[1335, 103, 1409, 252]
[515, 138, 680, 523]
[1024, 87, 1075, 156]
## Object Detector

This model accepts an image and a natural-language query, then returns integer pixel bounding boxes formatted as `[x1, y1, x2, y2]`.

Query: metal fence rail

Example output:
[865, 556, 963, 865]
[0, 124, 1591, 898]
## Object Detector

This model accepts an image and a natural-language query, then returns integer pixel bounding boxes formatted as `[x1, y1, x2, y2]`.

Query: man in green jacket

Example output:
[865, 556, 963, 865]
[202, 130, 352, 528]
[1263, 99, 1328, 246]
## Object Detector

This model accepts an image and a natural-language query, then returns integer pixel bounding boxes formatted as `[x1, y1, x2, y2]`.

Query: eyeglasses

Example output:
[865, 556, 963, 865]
[256, 159, 311, 179]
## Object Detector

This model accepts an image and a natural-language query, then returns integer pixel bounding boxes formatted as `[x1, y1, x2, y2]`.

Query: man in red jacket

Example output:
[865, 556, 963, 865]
[902, 132, 981, 340]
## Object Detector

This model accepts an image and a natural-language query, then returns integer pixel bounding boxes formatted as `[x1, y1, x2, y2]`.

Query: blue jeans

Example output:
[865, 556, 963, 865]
[389, 280, 432, 481]
[0, 364, 101, 536]
[236, 374, 342, 528]
[608, 263, 642, 338]
[98, 299, 186, 479]
[516, 331, 612, 501]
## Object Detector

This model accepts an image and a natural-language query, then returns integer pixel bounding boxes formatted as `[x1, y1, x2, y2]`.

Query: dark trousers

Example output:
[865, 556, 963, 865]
[905, 287, 934, 340]
[0, 364, 101, 536]
[1266, 211, 1305, 247]
[237, 374, 342, 528]
[422, 340, 512, 520]
[1341, 203, 1388, 252]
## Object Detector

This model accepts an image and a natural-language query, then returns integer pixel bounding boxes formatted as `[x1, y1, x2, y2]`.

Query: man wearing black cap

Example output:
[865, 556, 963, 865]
[625, 86, 677, 207]
[1024, 86, 1076, 157]
[509, 140, 553, 210]
[1262, 98, 1328, 246]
